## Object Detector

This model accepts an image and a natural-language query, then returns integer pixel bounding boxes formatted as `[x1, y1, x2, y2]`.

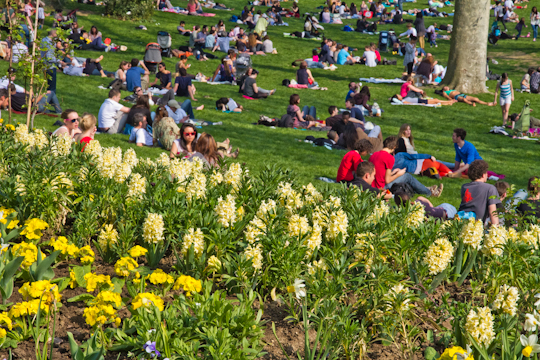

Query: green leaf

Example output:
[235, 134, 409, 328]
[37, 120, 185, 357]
[74, 266, 89, 288]
[111, 277, 125, 294]
[67, 294, 95, 303]
[67, 332, 84, 360]
[424, 347, 438, 360]
[458, 250, 478, 286]
[0, 256, 24, 288]
[428, 269, 448, 294]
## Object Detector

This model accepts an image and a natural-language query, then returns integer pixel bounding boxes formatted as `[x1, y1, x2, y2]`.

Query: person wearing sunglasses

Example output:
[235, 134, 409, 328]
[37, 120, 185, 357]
[170, 123, 198, 158]
[52, 108, 82, 139]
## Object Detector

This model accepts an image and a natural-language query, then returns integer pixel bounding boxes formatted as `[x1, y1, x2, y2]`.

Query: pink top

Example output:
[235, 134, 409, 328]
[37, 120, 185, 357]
[400, 82, 411, 98]
[89, 31, 103, 41]
[312, 55, 319, 62]
[187, 2, 197, 12]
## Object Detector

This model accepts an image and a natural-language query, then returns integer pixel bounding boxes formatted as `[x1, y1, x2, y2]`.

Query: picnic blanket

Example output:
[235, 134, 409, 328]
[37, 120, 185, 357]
[391, 102, 441, 108]
[359, 77, 405, 84]
[207, 81, 234, 85]
[283, 33, 322, 41]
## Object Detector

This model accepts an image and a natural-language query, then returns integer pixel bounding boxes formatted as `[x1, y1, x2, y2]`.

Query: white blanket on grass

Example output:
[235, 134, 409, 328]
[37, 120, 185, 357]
[359, 77, 406, 84]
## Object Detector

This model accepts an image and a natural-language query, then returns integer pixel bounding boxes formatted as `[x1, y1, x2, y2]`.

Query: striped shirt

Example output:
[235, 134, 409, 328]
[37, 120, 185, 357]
[499, 82, 511, 98]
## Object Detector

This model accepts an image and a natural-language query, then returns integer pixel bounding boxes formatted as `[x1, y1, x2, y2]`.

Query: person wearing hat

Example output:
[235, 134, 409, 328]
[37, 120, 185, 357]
[241, 69, 276, 98]
[165, 99, 190, 124]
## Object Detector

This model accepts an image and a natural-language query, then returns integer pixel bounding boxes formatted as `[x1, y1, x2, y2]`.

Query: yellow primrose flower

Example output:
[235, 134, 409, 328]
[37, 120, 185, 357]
[91, 291, 122, 308]
[173, 275, 202, 296]
[20, 218, 49, 240]
[84, 273, 114, 293]
[207, 255, 222, 272]
[19, 280, 61, 305]
[128, 245, 148, 258]
[0, 312, 12, 330]
[5, 124, 14, 131]
[131, 292, 164, 311]
[83, 304, 117, 327]
[69, 269, 77, 289]
[78, 245, 95, 265]
[439, 346, 473, 360]
[50, 236, 80, 258]
[0, 207, 18, 229]
[148, 269, 174, 285]
[0, 328, 6, 338]
[11, 242, 37, 269]
[114, 257, 138, 277]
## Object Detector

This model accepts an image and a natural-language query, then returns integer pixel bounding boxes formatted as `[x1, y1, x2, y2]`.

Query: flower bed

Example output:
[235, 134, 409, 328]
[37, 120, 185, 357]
[0, 124, 539, 360]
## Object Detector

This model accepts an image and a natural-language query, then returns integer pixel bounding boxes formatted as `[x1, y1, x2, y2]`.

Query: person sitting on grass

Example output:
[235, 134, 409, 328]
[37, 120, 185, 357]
[0, 85, 62, 114]
[127, 95, 152, 127]
[369, 136, 443, 197]
[149, 62, 172, 90]
[52, 109, 81, 139]
[350, 161, 393, 200]
[242, 69, 276, 98]
[440, 86, 494, 107]
[152, 106, 180, 151]
[178, 21, 191, 36]
[337, 44, 356, 65]
[287, 94, 318, 128]
[171, 122, 198, 158]
[516, 176, 540, 223]
[75, 113, 97, 148]
[189, 132, 220, 168]
[174, 68, 198, 101]
[336, 138, 373, 183]
[216, 97, 243, 112]
[394, 190, 458, 219]
[129, 113, 155, 147]
[165, 99, 190, 124]
[446, 128, 483, 178]
[210, 57, 235, 82]
[126, 58, 150, 92]
[457, 159, 500, 225]
[97, 89, 131, 134]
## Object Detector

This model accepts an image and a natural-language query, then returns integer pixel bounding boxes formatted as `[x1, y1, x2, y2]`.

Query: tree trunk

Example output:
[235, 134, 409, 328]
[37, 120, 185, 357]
[27, 0, 40, 129]
[442, 0, 490, 94]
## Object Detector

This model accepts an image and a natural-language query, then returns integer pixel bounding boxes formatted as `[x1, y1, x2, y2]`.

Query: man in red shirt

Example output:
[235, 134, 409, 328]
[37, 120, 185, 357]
[369, 136, 443, 197]
[336, 139, 373, 183]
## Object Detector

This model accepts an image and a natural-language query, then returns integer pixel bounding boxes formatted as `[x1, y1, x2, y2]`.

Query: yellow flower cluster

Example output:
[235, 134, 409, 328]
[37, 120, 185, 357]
[156, 152, 171, 167]
[19, 280, 61, 305]
[84, 139, 103, 159]
[439, 346, 473, 360]
[20, 218, 49, 240]
[483, 226, 508, 257]
[173, 275, 202, 296]
[143, 213, 165, 244]
[52, 134, 73, 157]
[129, 245, 148, 258]
[84, 273, 114, 292]
[50, 236, 79, 259]
[185, 172, 207, 200]
[493, 284, 519, 316]
[13, 124, 35, 149]
[256, 199, 277, 219]
[404, 203, 425, 228]
[244, 243, 263, 271]
[0, 163, 8, 180]
[181, 228, 205, 258]
[0, 312, 12, 338]
[465, 306, 495, 346]
[305, 223, 322, 257]
[276, 182, 303, 214]
[520, 225, 540, 250]
[69, 269, 77, 288]
[387, 284, 411, 312]
[354, 232, 375, 262]
[366, 201, 390, 224]
[114, 162, 132, 184]
[215, 194, 237, 228]
[0, 207, 19, 229]
[32, 129, 48, 150]
[424, 238, 454, 275]
[169, 158, 193, 182]
[207, 255, 222, 272]
[123, 148, 138, 168]
[95, 146, 122, 179]
[126, 173, 147, 202]
[115, 257, 139, 277]
[14, 175, 26, 196]
[245, 216, 266, 244]
[307, 259, 327, 275]
[11, 241, 37, 269]
[326, 209, 348, 242]
[9, 299, 49, 318]
[97, 224, 118, 249]
[132, 292, 164, 311]
[209, 169, 223, 186]
[83, 303, 118, 327]
[224, 162, 244, 190]
[288, 214, 310, 237]
[302, 183, 323, 205]
[461, 218, 484, 250]
[148, 269, 174, 285]
[78, 245, 95, 265]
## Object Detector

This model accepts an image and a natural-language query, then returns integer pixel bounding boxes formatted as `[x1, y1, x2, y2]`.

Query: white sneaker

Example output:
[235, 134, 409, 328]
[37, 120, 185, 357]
[324, 66, 330, 70]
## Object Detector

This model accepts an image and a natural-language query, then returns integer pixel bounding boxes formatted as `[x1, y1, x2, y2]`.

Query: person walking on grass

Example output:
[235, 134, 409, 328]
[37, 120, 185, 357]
[531, 7, 540, 41]
[493, 72, 514, 127]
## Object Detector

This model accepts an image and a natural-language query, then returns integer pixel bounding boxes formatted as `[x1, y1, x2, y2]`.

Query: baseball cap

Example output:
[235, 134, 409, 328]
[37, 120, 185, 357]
[168, 100, 181, 108]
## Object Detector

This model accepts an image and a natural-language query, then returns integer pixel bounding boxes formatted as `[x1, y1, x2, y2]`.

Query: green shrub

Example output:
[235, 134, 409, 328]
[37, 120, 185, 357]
[103, 0, 155, 20]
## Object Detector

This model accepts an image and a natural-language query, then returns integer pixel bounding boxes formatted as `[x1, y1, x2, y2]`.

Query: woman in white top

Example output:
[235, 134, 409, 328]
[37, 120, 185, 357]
[52, 109, 81, 139]
[115, 61, 130, 90]
[531, 7, 540, 41]
[397, 123, 418, 155]
[170, 123, 198, 158]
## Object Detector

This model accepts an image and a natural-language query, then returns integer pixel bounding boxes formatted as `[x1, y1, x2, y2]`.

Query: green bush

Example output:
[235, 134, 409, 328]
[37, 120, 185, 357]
[103, 0, 155, 20]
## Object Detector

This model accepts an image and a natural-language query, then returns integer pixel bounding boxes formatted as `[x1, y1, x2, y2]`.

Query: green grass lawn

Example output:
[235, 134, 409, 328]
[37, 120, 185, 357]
[3, 0, 540, 207]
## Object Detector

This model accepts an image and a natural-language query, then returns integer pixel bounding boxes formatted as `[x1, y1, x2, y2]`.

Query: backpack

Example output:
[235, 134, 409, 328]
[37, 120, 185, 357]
[230, 15, 238, 22]
[278, 114, 294, 128]
[389, 182, 414, 198]
[282, 79, 291, 86]
[108, 79, 122, 90]
[367, 23, 377, 32]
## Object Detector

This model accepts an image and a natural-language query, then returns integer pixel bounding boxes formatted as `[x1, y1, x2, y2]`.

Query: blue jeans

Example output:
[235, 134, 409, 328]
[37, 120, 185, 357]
[20, 24, 30, 47]
[91, 37, 108, 50]
[438, 203, 457, 218]
[38, 91, 62, 113]
[181, 99, 194, 119]
[305, 60, 325, 69]
[438, 160, 456, 170]
[91, 68, 114, 76]
[302, 105, 316, 119]
[47, 68, 57, 92]
[397, 0, 403, 12]
[385, 173, 431, 196]
[533, 24, 539, 40]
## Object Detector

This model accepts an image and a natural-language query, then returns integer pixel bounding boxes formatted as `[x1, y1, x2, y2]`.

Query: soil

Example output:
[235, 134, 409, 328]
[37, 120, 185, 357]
[488, 50, 538, 72]
[0, 246, 476, 360]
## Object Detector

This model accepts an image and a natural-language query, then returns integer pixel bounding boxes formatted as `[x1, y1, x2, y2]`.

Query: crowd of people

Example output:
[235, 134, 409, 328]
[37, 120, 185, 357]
[0, 0, 537, 223]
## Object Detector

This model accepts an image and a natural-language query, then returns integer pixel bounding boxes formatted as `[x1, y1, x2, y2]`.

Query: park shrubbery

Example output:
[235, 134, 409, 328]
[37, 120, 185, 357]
[102, 0, 155, 20]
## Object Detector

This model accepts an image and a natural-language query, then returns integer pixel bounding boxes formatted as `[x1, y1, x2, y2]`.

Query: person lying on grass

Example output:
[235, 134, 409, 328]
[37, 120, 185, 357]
[216, 97, 243, 112]
[129, 113, 155, 147]
[336, 138, 373, 183]
[457, 159, 500, 225]
[393, 152, 455, 178]
[369, 135, 443, 197]
[439, 87, 494, 107]
[394, 189, 457, 219]
[390, 94, 455, 106]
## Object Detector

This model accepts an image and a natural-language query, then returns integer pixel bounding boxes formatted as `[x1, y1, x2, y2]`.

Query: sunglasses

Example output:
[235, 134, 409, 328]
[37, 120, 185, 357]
[135, 89, 143, 93]
[184, 132, 196, 136]
[68, 118, 80, 123]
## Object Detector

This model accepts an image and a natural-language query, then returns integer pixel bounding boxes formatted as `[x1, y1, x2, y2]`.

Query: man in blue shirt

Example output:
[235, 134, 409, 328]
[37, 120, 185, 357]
[448, 128, 482, 178]
[41, 29, 58, 93]
[337, 45, 356, 65]
[126, 58, 150, 92]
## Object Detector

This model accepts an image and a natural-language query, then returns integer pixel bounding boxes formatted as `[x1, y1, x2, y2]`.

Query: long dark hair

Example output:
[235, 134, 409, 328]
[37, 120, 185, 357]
[359, 85, 371, 100]
[533, 6, 538, 15]
[180, 123, 198, 150]
[343, 128, 359, 150]
[90, 25, 98, 35]
[194, 133, 219, 164]
[135, 95, 150, 109]
[501, 72, 508, 83]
